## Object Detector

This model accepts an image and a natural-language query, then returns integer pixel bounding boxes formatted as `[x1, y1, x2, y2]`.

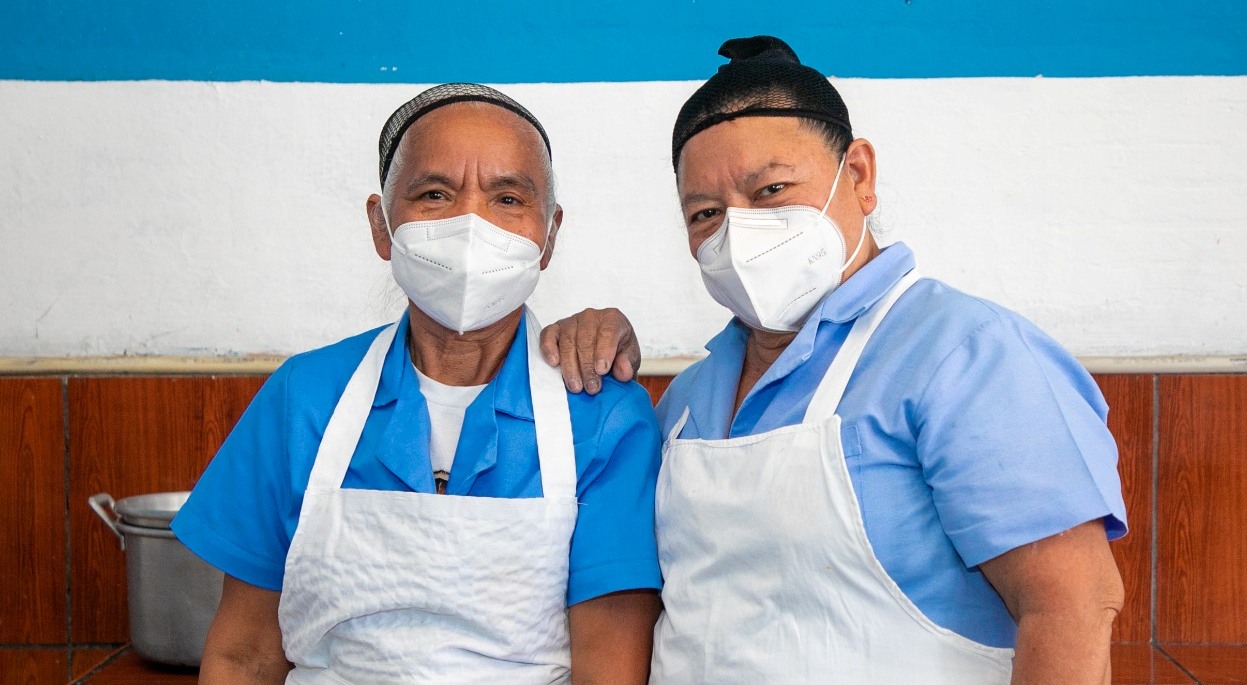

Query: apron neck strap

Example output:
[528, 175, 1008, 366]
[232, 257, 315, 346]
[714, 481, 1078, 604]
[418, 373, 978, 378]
[524, 308, 579, 500]
[804, 269, 922, 423]
[308, 321, 401, 491]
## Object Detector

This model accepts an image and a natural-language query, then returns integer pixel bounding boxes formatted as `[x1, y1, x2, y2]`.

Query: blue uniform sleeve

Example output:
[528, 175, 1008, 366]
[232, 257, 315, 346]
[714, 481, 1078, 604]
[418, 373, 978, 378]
[914, 314, 1127, 569]
[171, 362, 297, 591]
[566, 380, 663, 605]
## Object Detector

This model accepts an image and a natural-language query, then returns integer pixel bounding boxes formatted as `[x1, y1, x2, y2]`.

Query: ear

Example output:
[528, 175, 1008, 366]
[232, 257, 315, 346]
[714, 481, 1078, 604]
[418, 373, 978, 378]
[845, 139, 878, 216]
[539, 204, 563, 271]
[366, 193, 392, 261]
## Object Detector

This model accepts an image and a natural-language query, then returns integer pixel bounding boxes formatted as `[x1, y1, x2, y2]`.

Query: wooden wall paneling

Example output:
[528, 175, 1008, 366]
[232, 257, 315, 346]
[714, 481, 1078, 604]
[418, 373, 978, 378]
[0, 378, 67, 644]
[1157, 375, 1247, 643]
[68, 376, 266, 643]
[636, 375, 673, 407]
[1094, 374, 1154, 643]
[0, 648, 70, 684]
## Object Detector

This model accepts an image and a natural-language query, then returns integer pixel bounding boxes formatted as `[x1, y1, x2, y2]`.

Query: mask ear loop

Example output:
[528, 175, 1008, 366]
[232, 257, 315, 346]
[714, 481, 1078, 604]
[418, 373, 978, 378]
[379, 195, 399, 244]
[817, 154, 868, 277]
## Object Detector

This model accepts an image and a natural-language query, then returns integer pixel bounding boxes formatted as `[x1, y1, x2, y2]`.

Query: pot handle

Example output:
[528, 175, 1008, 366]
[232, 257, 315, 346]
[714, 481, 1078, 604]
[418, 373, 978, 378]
[88, 493, 125, 550]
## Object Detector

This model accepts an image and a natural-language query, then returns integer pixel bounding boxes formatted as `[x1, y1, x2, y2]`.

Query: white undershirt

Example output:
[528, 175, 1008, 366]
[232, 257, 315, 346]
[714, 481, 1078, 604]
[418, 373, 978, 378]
[413, 365, 487, 476]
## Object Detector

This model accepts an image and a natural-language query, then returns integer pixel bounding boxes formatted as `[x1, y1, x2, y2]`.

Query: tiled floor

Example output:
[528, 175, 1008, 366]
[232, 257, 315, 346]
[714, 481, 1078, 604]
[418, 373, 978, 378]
[21, 642, 1240, 683]
[0, 646, 132, 684]
[69, 648, 195, 684]
[1113, 643, 1198, 684]
[1160, 645, 1247, 685]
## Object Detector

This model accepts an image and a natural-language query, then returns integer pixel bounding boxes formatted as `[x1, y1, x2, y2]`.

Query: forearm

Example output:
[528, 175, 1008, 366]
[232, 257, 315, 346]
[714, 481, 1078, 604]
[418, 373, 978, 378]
[1011, 604, 1116, 685]
[199, 575, 290, 685]
[978, 520, 1123, 685]
[569, 589, 662, 685]
[199, 651, 291, 685]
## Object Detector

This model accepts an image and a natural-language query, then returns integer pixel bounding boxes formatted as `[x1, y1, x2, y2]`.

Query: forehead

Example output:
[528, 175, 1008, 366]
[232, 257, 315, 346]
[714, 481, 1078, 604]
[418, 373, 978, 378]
[678, 116, 831, 186]
[396, 102, 549, 176]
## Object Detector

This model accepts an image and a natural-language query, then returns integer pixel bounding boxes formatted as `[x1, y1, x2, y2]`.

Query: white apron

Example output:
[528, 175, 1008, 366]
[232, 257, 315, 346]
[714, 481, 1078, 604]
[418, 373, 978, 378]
[278, 309, 578, 685]
[651, 270, 1015, 684]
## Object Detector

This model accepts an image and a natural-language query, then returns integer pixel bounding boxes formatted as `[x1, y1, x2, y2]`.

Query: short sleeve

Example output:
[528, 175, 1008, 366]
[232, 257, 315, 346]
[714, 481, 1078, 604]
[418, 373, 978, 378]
[566, 381, 663, 605]
[915, 315, 1127, 569]
[171, 362, 298, 590]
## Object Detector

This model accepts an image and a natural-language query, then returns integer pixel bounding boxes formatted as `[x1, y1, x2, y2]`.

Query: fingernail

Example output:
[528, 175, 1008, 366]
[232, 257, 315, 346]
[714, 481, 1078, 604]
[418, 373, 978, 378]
[586, 378, 600, 393]
[595, 359, 609, 375]
[569, 379, 582, 392]
[545, 354, 558, 365]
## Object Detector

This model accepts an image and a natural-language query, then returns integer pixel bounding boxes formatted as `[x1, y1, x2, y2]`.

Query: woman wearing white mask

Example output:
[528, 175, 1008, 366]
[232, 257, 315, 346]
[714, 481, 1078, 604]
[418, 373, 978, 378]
[542, 37, 1127, 683]
[173, 84, 663, 684]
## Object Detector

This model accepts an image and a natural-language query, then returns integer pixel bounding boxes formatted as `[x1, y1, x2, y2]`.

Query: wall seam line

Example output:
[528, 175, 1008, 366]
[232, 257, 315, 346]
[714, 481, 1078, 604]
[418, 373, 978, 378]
[1150, 374, 1160, 645]
[61, 375, 72, 682]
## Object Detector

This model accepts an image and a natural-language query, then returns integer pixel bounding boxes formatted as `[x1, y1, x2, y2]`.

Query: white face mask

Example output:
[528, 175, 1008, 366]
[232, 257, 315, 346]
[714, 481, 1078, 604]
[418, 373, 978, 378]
[696, 156, 866, 332]
[385, 211, 547, 334]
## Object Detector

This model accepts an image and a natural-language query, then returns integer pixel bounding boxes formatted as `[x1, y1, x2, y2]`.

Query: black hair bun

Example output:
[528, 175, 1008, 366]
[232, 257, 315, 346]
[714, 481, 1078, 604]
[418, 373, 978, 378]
[717, 36, 801, 65]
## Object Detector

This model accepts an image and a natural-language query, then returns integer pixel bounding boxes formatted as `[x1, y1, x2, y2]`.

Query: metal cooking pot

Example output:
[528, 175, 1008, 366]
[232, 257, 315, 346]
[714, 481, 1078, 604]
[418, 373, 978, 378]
[89, 491, 223, 666]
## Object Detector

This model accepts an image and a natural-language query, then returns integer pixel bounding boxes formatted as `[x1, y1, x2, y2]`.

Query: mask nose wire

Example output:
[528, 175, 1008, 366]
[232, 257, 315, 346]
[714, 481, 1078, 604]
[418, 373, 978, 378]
[383, 199, 551, 261]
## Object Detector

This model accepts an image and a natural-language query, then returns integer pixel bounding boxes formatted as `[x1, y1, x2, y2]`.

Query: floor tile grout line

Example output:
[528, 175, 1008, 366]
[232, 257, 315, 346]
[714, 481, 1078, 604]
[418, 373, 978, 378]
[62, 375, 72, 683]
[1151, 373, 1159, 645]
[1156, 644, 1203, 684]
[67, 645, 129, 685]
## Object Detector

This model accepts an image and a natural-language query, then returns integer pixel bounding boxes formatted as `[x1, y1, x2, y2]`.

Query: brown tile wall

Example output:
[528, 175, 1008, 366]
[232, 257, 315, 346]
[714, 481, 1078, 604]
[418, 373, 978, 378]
[1157, 375, 1247, 644]
[67, 377, 266, 642]
[0, 375, 265, 656]
[1098, 374, 1154, 643]
[1, 372, 1245, 668]
[0, 379, 67, 644]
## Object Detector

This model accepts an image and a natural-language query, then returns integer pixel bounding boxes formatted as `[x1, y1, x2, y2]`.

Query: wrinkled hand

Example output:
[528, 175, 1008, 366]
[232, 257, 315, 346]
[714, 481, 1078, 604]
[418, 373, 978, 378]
[539, 308, 641, 395]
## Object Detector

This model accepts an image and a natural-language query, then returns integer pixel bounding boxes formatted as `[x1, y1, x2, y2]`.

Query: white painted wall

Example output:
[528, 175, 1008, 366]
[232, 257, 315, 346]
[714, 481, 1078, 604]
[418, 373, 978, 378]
[1, 77, 1244, 358]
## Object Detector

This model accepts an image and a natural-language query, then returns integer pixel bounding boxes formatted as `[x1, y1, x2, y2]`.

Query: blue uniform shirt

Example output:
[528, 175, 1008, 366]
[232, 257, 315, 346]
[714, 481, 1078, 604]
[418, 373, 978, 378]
[174, 311, 663, 606]
[656, 243, 1127, 648]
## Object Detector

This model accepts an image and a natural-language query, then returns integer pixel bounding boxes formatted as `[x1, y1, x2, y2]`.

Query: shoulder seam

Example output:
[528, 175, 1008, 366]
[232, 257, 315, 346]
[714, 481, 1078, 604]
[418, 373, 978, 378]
[913, 314, 1005, 415]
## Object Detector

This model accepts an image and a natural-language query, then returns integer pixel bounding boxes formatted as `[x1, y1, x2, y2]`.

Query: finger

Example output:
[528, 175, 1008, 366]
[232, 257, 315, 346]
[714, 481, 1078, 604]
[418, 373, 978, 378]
[614, 326, 642, 383]
[577, 314, 603, 395]
[538, 322, 562, 366]
[592, 316, 623, 378]
[557, 319, 584, 393]
[610, 350, 636, 383]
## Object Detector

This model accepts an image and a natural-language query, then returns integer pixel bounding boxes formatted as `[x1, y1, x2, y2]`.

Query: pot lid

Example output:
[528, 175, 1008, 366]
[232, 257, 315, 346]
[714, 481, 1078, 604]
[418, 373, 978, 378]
[114, 491, 191, 529]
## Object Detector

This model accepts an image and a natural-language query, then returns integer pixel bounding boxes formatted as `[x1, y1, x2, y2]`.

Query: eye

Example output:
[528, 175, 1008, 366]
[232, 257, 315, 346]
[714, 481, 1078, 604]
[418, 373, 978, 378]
[499, 194, 522, 206]
[689, 208, 721, 224]
[420, 190, 446, 201]
[758, 183, 786, 197]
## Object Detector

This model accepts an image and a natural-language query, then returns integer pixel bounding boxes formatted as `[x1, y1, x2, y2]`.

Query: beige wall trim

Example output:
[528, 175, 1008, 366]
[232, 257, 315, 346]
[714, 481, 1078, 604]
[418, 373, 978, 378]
[0, 355, 290, 376]
[2, 354, 1247, 377]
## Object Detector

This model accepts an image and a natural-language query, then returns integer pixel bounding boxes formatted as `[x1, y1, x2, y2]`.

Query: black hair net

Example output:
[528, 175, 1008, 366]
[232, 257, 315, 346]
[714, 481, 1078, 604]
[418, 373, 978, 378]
[378, 83, 552, 187]
[672, 36, 852, 169]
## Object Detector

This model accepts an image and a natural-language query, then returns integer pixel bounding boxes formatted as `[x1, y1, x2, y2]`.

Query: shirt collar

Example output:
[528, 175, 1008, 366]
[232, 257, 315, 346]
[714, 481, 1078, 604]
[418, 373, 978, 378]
[373, 309, 533, 422]
[815, 241, 917, 324]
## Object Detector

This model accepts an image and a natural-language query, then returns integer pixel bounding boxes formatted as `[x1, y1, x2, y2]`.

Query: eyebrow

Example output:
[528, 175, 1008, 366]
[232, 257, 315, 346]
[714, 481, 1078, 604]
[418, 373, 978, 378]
[404, 172, 456, 196]
[482, 172, 540, 196]
[680, 161, 798, 207]
[404, 171, 541, 197]
[741, 162, 797, 189]
[680, 191, 719, 207]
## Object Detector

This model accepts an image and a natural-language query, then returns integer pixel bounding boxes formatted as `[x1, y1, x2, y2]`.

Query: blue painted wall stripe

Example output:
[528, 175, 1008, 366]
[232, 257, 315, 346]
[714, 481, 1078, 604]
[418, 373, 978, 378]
[3, 1, 1245, 82]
